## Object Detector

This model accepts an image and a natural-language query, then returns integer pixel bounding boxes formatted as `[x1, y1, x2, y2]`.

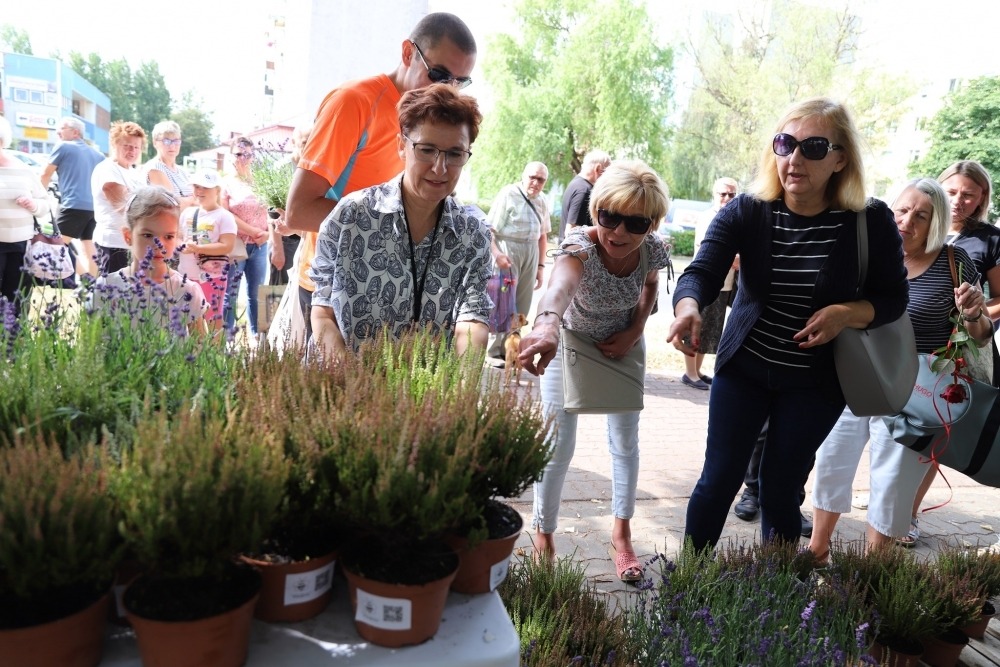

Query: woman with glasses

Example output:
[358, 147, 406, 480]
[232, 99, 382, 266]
[668, 97, 908, 552]
[221, 136, 270, 337]
[518, 160, 671, 582]
[145, 120, 195, 210]
[91, 121, 148, 275]
[309, 83, 492, 357]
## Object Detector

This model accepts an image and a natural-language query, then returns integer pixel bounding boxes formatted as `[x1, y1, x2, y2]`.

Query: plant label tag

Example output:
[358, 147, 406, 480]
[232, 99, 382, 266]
[490, 556, 512, 591]
[113, 583, 128, 617]
[355, 589, 413, 630]
[283, 561, 335, 605]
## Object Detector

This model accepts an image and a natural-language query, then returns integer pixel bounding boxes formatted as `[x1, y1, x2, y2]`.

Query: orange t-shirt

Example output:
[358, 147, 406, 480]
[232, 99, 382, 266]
[297, 73, 405, 290]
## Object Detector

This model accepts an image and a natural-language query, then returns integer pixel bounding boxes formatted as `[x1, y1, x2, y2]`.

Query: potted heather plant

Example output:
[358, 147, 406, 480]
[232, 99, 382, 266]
[330, 330, 484, 647]
[0, 435, 122, 667]
[935, 544, 1000, 639]
[113, 400, 288, 667]
[919, 566, 983, 667]
[868, 555, 942, 666]
[234, 348, 345, 622]
[447, 374, 552, 594]
[247, 140, 292, 215]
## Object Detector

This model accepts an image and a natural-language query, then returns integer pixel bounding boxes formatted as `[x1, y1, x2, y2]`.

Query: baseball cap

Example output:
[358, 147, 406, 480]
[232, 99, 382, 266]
[190, 169, 222, 189]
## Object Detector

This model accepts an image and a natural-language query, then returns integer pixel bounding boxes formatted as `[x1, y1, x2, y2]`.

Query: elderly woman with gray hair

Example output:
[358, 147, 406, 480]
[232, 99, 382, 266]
[806, 178, 994, 563]
[0, 116, 50, 319]
[145, 120, 195, 210]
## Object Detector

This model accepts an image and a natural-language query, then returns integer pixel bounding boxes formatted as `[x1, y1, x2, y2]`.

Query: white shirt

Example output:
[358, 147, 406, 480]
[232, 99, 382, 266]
[91, 159, 146, 249]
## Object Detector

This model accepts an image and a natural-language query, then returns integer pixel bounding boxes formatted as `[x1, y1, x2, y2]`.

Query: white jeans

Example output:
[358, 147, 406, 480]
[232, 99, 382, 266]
[532, 337, 643, 533]
[811, 406, 929, 537]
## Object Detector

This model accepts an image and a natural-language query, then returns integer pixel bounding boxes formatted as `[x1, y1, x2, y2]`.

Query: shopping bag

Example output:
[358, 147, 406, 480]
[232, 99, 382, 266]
[486, 269, 516, 334]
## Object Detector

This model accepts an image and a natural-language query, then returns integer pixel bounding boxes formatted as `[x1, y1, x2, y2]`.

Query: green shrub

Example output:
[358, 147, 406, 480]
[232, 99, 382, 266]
[670, 230, 695, 256]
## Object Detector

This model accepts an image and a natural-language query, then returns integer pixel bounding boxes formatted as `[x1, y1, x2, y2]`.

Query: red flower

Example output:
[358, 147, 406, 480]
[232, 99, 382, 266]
[939, 382, 967, 404]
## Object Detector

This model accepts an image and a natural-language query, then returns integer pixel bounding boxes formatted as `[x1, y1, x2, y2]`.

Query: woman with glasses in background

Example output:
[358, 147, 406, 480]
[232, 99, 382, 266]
[518, 160, 671, 582]
[145, 120, 195, 210]
[222, 136, 270, 337]
[91, 121, 148, 275]
[309, 83, 492, 358]
[668, 97, 908, 552]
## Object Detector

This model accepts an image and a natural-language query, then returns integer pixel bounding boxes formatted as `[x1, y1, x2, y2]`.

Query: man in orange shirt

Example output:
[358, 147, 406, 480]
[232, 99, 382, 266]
[282, 13, 477, 338]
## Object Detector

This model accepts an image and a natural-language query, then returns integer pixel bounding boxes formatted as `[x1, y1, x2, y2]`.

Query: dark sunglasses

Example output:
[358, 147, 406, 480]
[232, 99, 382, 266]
[772, 133, 843, 160]
[597, 209, 653, 235]
[410, 41, 472, 89]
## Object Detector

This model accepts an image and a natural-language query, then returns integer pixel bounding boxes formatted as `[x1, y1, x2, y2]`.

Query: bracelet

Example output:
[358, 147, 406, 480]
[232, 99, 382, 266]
[963, 307, 984, 323]
[533, 310, 563, 327]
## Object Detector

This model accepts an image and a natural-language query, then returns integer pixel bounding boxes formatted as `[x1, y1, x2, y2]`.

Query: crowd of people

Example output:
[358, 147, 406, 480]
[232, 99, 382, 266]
[2, 10, 998, 584]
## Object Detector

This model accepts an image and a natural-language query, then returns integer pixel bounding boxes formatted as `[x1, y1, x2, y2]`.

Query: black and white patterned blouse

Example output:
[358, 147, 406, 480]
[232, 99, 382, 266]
[310, 176, 494, 351]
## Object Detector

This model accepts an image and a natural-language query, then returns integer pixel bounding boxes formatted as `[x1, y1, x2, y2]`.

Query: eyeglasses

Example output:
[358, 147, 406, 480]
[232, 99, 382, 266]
[404, 135, 472, 166]
[527, 175, 546, 184]
[597, 209, 653, 235]
[715, 191, 736, 199]
[772, 133, 842, 160]
[410, 41, 472, 89]
[159, 138, 182, 147]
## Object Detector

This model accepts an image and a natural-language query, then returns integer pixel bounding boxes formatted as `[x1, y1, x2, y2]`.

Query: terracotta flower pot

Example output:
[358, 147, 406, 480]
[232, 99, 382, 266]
[124, 567, 261, 667]
[869, 638, 924, 667]
[960, 600, 996, 640]
[341, 543, 459, 648]
[0, 591, 109, 667]
[446, 501, 523, 594]
[921, 627, 969, 667]
[239, 550, 337, 622]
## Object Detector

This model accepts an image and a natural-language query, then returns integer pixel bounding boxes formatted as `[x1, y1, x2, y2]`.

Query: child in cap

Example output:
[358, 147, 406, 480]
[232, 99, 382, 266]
[179, 168, 237, 330]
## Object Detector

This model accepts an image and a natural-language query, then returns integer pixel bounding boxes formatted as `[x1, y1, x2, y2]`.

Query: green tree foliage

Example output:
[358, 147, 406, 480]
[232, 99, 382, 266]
[670, 1, 912, 199]
[172, 92, 217, 161]
[912, 76, 1000, 219]
[0, 24, 33, 54]
[132, 61, 173, 142]
[475, 0, 673, 198]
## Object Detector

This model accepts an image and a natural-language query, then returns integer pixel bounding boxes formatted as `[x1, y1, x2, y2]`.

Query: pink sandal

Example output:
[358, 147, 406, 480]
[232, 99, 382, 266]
[608, 544, 643, 583]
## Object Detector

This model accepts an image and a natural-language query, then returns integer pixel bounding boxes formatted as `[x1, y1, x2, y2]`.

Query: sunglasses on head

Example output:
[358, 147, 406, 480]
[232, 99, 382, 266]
[597, 209, 653, 235]
[772, 133, 842, 160]
[410, 41, 472, 89]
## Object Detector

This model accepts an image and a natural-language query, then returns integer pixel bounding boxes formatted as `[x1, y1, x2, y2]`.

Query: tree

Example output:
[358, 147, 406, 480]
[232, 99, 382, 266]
[172, 92, 217, 161]
[669, 0, 912, 199]
[911, 76, 1000, 220]
[0, 24, 33, 54]
[132, 62, 172, 141]
[475, 0, 673, 200]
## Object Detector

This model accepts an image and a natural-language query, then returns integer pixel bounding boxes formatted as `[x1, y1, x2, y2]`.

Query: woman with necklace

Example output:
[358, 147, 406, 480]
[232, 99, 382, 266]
[807, 178, 991, 562]
[145, 121, 195, 211]
[91, 121, 148, 275]
[309, 83, 492, 359]
[518, 160, 671, 582]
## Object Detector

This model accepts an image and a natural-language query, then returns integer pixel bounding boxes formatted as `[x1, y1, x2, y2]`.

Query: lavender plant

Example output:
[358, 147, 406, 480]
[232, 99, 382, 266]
[247, 140, 292, 211]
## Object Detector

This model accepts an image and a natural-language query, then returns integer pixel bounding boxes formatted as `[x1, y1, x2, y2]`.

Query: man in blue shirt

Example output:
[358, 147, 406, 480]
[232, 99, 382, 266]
[41, 117, 105, 277]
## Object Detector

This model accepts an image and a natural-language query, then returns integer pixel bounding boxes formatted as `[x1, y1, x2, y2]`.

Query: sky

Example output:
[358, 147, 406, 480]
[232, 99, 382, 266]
[4, 0, 1000, 137]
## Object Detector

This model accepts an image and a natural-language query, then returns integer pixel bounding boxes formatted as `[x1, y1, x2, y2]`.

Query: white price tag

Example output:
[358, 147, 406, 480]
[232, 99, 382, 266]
[283, 561, 335, 605]
[489, 556, 512, 591]
[354, 588, 413, 630]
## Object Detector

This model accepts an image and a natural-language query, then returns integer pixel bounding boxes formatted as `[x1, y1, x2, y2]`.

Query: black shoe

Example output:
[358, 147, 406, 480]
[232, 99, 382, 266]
[734, 490, 759, 521]
[800, 511, 813, 538]
[681, 374, 710, 390]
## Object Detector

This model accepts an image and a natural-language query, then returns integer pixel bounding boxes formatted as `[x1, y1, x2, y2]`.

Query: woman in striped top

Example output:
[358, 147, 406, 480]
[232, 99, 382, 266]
[669, 98, 909, 551]
[807, 179, 992, 561]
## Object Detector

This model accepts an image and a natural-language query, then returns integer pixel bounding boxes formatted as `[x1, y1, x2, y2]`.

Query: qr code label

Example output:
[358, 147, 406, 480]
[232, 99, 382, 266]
[283, 561, 335, 605]
[355, 588, 413, 630]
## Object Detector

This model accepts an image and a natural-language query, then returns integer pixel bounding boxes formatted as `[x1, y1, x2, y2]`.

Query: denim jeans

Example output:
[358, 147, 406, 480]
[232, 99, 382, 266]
[684, 348, 845, 551]
[224, 242, 268, 334]
[532, 337, 643, 534]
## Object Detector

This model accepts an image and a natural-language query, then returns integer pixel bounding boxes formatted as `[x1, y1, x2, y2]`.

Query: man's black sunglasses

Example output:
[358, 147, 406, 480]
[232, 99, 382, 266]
[597, 209, 653, 235]
[772, 133, 843, 160]
[410, 41, 472, 89]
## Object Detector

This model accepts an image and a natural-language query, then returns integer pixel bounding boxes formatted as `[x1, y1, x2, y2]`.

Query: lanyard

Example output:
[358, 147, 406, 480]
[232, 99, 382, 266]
[405, 211, 442, 323]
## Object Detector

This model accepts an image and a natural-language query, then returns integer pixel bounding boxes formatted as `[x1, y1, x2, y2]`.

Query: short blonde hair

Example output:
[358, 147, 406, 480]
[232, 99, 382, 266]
[749, 97, 867, 211]
[151, 120, 181, 142]
[937, 160, 993, 225]
[589, 160, 670, 231]
[895, 178, 950, 254]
